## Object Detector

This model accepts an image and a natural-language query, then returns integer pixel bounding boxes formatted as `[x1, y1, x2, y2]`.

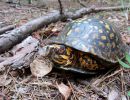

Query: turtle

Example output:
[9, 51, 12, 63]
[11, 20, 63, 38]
[41, 18, 128, 74]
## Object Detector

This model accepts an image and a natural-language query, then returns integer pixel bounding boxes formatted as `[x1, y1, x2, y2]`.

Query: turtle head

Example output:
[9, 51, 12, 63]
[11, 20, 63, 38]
[40, 44, 66, 56]
[40, 44, 73, 66]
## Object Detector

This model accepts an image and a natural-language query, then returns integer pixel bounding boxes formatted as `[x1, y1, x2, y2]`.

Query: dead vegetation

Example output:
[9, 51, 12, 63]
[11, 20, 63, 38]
[0, 0, 130, 100]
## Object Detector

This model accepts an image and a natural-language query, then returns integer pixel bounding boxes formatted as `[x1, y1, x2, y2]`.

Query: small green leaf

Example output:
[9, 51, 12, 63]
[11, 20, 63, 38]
[127, 91, 130, 96]
[128, 27, 130, 31]
[117, 58, 130, 68]
[125, 52, 130, 64]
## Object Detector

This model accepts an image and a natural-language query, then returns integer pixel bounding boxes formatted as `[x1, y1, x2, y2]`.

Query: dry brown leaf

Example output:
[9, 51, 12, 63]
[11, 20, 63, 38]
[56, 82, 71, 100]
[0, 75, 12, 86]
[30, 57, 53, 77]
[10, 70, 20, 77]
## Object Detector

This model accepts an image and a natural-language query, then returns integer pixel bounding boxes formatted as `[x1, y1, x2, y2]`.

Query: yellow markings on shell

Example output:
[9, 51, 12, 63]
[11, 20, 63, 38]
[110, 33, 114, 39]
[101, 36, 107, 40]
[106, 43, 111, 47]
[105, 23, 110, 30]
[99, 42, 105, 47]
[99, 29, 103, 33]
[66, 47, 72, 55]
[60, 55, 69, 60]
[67, 30, 72, 36]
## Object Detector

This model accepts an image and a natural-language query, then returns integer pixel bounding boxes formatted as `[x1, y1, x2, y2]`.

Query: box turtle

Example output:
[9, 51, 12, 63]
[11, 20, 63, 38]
[42, 18, 128, 74]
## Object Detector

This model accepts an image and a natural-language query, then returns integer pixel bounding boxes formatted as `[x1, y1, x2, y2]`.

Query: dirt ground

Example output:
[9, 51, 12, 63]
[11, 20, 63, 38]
[0, 1, 130, 100]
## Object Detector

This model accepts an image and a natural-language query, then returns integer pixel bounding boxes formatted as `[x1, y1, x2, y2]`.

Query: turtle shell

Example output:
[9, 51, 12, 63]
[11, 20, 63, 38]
[52, 18, 128, 64]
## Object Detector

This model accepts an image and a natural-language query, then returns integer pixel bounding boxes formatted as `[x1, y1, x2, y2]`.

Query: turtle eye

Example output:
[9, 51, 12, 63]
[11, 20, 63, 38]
[54, 45, 65, 54]
[46, 46, 49, 51]
[58, 45, 66, 54]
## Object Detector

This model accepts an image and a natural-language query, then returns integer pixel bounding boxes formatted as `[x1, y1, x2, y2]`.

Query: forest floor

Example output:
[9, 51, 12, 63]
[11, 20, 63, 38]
[0, 1, 130, 100]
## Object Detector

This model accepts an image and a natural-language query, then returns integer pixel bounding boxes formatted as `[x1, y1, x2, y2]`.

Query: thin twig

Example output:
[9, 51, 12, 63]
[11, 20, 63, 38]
[94, 68, 123, 86]
[77, 80, 107, 98]
[68, 80, 78, 100]
[120, 68, 125, 95]
[76, 0, 90, 8]
[30, 82, 57, 88]
[57, 0, 63, 15]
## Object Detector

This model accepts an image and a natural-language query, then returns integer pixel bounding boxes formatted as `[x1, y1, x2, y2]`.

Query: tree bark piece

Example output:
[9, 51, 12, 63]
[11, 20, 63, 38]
[0, 24, 16, 35]
[0, 36, 39, 71]
[0, 11, 60, 54]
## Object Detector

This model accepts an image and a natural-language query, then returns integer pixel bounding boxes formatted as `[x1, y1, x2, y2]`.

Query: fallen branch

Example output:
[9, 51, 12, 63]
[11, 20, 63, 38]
[65, 5, 130, 19]
[0, 24, 16, 35]
[0, 11, 60, 54]
[0, 36, 39, 71]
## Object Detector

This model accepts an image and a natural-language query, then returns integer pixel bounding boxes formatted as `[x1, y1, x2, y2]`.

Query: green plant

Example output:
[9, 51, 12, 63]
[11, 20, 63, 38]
[128, 91, 130, 96]
[119, 0, 130, 97]
[117, 52, 130, 96]
[118, 52, 130, 68]
[128, 26, 130, 30]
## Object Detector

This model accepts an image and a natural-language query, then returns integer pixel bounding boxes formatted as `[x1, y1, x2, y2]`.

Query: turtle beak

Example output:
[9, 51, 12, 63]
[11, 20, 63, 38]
[38, 44, 61, 56]
[38, 45, 51, 56]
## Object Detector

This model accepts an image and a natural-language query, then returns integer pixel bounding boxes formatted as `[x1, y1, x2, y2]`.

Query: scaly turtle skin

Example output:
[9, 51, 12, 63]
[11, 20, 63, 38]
[42, 18, 128, 74]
